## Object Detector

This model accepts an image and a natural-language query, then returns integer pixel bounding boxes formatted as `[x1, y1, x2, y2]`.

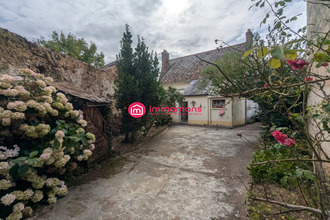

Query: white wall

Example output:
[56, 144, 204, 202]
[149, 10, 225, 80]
[209, 97, 234, 127]
[184, 96, 209, 125]
[232, 98, 246, 126]
[162, 83, 248, 127]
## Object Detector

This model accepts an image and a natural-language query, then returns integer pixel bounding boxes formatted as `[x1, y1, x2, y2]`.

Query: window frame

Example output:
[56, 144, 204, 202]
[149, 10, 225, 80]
[211, 99, 226, 109]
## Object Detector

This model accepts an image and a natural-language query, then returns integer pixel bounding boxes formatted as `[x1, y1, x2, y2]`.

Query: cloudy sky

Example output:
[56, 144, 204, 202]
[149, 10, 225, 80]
[0, 0, 306, 64]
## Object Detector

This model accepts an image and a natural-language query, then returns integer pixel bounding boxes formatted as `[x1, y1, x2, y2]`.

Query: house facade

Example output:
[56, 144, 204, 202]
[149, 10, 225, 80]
[159, 29, 257, 127]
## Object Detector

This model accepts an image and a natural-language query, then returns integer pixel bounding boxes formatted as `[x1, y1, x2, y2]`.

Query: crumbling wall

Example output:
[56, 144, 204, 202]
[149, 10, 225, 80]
[0, 28, 116, 98]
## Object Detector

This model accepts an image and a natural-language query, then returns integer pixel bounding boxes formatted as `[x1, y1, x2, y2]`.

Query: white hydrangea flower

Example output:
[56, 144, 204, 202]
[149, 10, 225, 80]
[1, 193, 16, 206]
[31, 190, 43, 203]
[0, 179, 13, 190]
[6, 101, 27, 112]
[86, 132, 95, 141]
[13, 202, 25, 212]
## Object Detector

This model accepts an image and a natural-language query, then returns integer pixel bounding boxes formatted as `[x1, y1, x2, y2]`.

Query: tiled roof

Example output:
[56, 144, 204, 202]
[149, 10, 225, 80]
[48, 81, 112, 104]
[184, 79, 212, 96]
[101, 61, 117, 70]
[159, 43, 246, 84]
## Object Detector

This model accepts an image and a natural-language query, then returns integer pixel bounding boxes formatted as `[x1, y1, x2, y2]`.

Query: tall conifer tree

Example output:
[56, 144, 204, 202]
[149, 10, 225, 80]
[115, 24, 161, 142]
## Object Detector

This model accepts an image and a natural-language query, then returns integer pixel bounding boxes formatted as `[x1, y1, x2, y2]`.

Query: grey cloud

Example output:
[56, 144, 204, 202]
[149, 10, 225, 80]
[130, 0, 163, 16]
[0, 0, 306, 64]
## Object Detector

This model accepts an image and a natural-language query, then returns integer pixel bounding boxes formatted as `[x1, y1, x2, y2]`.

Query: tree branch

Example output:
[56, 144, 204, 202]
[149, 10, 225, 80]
[250, 158, 330, 166]
[195, 55, 242, 93]
[230, 77, 330, 97]
[249, 197, 327, 216]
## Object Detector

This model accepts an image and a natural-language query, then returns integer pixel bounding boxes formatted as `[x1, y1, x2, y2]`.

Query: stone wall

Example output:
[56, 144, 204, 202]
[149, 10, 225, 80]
[307, 2, 330, 172]
[0, 28, 116, 99]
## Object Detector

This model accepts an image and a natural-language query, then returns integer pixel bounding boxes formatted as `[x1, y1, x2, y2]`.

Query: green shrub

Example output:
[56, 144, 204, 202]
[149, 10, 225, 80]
[152, 113, 173, 127]
[0, 69, 95, 219]
[246, 118, 255, 124]
[248, 141, 313, 186]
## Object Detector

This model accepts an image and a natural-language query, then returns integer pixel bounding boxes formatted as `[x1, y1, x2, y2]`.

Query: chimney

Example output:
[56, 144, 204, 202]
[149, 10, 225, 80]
[245, 29, 253, 46]
[161, 49, 169, 72]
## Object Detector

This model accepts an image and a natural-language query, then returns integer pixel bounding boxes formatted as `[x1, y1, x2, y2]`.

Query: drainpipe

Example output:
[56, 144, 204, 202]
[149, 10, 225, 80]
[207, 97, 210, 125]
[245, 99, 247, 124]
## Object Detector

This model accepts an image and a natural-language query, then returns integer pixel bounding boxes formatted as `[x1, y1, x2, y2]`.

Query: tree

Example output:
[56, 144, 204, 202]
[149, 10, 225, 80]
[37, 31, 105, 67]
[153, 86, 185, 127]
[202, 33, 306, 129]
[201, 0, 330, 217]
[162, 86, 185, 107]
[114, 24, 162, 142]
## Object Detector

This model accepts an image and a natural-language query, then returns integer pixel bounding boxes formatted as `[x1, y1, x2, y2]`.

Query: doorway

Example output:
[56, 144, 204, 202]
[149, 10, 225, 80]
[180, 101, 188, 122]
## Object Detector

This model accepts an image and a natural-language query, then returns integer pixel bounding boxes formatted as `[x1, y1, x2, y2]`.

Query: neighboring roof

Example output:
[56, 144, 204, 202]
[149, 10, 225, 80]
[159, 43, 246, 84]
[183, 79, 212, 96]
[101, 61, 117, 69]
[48, 81, 112, 104]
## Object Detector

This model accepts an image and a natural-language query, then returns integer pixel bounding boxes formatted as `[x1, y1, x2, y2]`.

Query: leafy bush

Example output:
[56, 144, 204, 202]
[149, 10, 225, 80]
[0, 69, 95, 219]
[37, 31, 105, 68]
[152, 113, 173, 127]
[248, 144, 312, 184]
[248, 127, 314, 186]
[150, 86, 185, 127]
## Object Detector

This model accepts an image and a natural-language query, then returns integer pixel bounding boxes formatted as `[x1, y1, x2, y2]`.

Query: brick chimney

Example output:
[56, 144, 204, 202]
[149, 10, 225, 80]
[161, 49, 169, 72]
[246, 29, 253, 46]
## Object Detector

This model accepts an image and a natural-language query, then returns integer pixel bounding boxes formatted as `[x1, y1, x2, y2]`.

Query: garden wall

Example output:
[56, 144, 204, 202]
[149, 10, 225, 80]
[307, 2, 330, 172]
[0, 28, 116, 99]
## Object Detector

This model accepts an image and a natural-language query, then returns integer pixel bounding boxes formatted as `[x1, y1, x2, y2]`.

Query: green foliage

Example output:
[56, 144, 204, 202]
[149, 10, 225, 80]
[244, 0, 330, 218]
[203, 50, 252, 95]
[247, 118, 256, 124]
[161, 86, 185, 107]
[37, 31, 105, 67]
[0, 69, 95, 219]
[203, 34, 307, 130]
[248, 142, 311, 185]
[152, 86, 185, 127]
[114, 24, 162, 142]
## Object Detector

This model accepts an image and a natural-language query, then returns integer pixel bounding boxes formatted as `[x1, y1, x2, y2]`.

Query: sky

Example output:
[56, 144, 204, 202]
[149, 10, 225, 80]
[0, 0, 306, 65]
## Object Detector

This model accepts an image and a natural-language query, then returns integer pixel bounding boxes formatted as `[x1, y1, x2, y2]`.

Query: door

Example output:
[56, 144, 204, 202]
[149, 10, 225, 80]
[180, 101, 188, 122]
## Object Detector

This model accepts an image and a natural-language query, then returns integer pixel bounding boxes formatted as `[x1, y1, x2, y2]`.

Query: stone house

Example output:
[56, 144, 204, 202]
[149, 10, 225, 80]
[159, 29, 257, 127]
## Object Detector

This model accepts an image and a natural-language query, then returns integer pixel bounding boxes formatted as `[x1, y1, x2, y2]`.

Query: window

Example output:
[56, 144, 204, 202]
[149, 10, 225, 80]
[212, 99, 225, 108]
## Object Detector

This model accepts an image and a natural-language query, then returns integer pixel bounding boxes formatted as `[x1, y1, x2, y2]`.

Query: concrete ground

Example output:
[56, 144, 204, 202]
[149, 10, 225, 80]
[31, 123, 262, 220]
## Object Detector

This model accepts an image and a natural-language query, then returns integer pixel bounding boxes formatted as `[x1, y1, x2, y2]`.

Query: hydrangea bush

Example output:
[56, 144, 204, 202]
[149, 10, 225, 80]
[0, 69, 95, 219]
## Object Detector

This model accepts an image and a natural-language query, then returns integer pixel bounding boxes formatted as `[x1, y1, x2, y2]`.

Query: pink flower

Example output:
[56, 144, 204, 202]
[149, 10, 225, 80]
[272, 130, 295, 147]
[286, 59, 309, 70]
[321, 62, 329, 67]
[264, 83, 268, 88]
[282, 138, 295, 147]
[304, 77, 313, 81]
[272, 130, 287, 143]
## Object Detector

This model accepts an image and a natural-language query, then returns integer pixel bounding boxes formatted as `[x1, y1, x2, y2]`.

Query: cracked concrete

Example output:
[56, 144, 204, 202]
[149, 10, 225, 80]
[30, 123, 262, 220]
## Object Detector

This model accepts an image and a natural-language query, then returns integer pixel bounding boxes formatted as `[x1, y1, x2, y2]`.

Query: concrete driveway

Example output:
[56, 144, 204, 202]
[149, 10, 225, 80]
[31, 123, 262, 220]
